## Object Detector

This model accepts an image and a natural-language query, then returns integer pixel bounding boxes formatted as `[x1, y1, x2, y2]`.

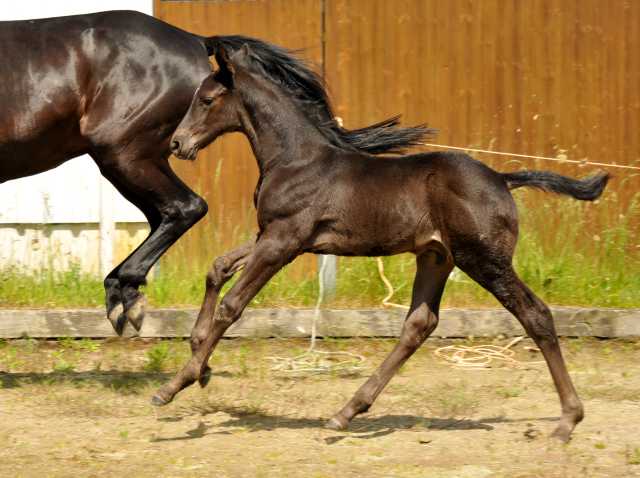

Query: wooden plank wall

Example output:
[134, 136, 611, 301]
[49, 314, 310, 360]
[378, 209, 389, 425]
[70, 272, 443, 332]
[154, 0, 323, 274]
[155, 0, 639, 268]
[325, 0, 639, 178]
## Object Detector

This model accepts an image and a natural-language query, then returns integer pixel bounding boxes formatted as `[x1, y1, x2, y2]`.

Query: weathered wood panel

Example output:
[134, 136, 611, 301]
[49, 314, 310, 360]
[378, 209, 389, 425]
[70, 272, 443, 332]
[324, 0, 639, 260]
[154, 0, 640, 275]
[155, 0, 323, 277]
[1, 307, 638, 339]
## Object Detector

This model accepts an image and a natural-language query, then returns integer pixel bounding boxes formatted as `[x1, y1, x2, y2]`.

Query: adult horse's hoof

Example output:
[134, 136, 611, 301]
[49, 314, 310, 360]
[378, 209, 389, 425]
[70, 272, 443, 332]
[108, 303, 128, 337]
[198, 366, 212, 389]
[126, 293, 148, 332]
[150, 394, 170, 407]
[325, 417, 349, 431]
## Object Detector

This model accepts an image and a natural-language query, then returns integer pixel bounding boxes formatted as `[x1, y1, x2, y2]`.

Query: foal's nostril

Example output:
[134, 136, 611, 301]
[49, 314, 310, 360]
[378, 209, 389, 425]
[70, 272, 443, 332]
[171, 140, 180, 153]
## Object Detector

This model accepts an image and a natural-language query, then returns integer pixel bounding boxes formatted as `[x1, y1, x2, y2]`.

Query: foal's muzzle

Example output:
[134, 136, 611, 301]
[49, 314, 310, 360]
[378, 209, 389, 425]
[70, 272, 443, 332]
[170, 136, 198, 160]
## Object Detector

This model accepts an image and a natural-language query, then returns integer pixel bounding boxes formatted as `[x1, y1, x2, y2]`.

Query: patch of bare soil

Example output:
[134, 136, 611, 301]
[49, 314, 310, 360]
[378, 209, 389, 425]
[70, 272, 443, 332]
[1, 336, 639, 477]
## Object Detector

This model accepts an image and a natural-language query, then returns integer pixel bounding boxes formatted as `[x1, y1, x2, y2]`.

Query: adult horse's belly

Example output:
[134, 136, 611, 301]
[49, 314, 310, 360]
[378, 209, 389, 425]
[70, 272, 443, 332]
[0, 72, 86, 178]
[0, 115, 89, 182]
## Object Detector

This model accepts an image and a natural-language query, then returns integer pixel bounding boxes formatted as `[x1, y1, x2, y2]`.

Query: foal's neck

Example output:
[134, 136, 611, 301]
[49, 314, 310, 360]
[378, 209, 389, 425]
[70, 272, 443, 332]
[237, 80, 334, 175]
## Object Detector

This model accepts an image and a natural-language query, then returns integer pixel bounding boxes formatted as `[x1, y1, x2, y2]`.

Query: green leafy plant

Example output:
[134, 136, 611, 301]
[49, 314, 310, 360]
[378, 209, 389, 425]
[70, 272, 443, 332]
[1, 345, 25, 372]
[143, 342, 170, 373]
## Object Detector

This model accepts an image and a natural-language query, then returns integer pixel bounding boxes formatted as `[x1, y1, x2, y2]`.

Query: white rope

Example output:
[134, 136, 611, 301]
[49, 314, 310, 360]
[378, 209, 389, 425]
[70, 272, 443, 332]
[266, 255, 366, 372]
[421, 143, 640, 171]
[377, 257, 409, 310]
[434, 336, 544, 370]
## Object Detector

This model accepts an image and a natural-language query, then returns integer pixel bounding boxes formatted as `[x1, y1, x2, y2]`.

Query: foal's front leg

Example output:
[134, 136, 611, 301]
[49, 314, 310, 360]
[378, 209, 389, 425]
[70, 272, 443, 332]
[327, 251, 453, 430]
[190, 235, 259, 388]
[151, 232, 298, 406]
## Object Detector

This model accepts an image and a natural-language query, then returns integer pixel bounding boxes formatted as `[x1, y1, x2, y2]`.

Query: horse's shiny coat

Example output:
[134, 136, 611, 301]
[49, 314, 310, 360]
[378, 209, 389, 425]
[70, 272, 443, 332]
[2, 12, 388, 337]
[160, 44, 609, 443]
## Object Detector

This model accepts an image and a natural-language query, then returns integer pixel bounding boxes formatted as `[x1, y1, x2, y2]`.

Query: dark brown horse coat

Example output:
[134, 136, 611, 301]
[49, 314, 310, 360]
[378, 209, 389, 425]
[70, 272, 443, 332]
[0, 11, 212, 334]
[161, 45, 610, 443]
[0, 12, 421, 336]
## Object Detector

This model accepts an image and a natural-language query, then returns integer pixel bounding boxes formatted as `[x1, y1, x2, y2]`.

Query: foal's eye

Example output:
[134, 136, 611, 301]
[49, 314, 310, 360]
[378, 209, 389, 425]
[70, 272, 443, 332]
[202, 98, 214, 106]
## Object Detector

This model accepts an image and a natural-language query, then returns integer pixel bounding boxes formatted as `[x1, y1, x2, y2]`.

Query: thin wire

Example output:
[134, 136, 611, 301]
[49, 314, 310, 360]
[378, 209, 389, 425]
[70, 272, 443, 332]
[420, 143, 640, 171]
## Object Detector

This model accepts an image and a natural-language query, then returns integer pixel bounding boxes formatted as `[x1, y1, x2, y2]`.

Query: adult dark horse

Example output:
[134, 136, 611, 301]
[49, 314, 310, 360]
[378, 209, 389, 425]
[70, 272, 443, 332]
[0, 11, 426, 335]
[162, 44, 610, 443]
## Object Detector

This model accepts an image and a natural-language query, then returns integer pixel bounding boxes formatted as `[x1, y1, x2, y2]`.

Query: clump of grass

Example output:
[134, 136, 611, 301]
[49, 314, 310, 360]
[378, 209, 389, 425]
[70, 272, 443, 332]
[423, 381, 479, 418]
[143, 341, 170, 373]
[0, 342, 25, 372]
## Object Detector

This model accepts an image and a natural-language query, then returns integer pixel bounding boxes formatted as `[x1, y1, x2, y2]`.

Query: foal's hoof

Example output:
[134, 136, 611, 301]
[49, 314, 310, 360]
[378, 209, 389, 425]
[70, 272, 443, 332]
[550, 428, 572, 444]
[126, 293, 148, 332]
[199, 367, 212, 389]
[325, 417, 349, 431]
[108, 303, 128, 337]
[150, 394, 170, 407]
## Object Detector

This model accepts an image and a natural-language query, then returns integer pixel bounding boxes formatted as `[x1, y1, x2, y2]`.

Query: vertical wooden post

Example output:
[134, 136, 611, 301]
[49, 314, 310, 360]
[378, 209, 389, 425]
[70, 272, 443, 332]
[99, 176, 115, 278]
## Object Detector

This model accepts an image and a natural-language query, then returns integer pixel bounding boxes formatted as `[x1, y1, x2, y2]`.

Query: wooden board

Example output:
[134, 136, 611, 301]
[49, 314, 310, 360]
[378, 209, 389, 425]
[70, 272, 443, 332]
[1, 307, 638, 339]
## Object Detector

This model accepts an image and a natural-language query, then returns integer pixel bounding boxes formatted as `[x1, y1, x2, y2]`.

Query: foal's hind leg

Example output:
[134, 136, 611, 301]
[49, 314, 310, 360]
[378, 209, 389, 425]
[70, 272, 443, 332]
[327, 251, 453, 431]
[190, 235, 258, 388]
[457, 256, 583, 442]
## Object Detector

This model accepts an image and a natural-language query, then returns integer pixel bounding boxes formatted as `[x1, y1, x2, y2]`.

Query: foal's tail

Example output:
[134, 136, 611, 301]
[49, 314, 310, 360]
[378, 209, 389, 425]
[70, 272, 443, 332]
[503, 170, 611, 201]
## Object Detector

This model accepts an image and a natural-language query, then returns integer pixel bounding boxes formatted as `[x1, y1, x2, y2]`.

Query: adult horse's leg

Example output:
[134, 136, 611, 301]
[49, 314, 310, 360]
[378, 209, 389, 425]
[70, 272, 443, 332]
[456, 254, 583, 442]
[190, 234, 259, 388]
[327, 250, 454, 431]
[93, 163, 163, 334]
[151, 231, 297, 405]
[96, 153, 208, 336]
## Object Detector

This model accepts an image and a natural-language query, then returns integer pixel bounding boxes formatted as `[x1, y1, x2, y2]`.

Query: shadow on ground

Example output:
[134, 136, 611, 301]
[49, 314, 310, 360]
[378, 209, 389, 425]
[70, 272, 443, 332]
[152, 410, 560, 443]
[0, 370, 171, 394]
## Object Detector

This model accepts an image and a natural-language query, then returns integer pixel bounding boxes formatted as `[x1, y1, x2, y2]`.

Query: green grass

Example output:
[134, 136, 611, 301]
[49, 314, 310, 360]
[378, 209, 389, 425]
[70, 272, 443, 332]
[0, 174, 638, 310]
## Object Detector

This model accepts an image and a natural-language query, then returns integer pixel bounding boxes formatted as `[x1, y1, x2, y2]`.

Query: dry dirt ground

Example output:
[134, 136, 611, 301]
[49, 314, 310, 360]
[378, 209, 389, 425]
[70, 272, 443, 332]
[1, 336, 639, 478]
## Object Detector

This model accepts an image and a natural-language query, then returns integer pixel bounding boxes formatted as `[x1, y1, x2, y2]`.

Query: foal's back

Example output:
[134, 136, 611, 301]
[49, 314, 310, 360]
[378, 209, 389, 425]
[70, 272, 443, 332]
[300, 149, 519, 258]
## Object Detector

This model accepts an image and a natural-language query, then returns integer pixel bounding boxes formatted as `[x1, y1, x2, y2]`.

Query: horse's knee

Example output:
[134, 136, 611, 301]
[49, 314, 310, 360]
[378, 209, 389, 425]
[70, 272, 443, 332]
[206, 254, 229, 288]
[401, 308, 438, 348]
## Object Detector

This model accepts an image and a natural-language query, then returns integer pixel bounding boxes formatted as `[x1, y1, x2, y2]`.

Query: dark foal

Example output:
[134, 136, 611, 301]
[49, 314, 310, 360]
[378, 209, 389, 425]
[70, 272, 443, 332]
[161, 44, 610, 442]
[1, 12, 412, 336]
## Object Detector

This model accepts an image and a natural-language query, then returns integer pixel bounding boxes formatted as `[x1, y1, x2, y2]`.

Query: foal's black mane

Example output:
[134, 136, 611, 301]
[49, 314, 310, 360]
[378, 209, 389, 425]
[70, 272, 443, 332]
[205, 36, 435, 155]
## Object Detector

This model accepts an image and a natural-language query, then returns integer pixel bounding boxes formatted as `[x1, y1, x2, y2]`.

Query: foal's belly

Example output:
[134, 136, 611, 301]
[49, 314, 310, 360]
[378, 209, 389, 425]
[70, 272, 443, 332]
[302, 220, 448, 258]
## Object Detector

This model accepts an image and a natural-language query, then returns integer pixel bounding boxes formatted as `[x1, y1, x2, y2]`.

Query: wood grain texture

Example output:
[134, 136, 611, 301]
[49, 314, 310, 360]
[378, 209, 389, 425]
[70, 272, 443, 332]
[155, 1, 639, 275]
[1, 308, 637, 339]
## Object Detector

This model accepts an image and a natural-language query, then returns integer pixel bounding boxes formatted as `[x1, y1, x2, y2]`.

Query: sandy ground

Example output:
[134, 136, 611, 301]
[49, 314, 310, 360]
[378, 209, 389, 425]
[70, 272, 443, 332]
[1, 336, 639, 477]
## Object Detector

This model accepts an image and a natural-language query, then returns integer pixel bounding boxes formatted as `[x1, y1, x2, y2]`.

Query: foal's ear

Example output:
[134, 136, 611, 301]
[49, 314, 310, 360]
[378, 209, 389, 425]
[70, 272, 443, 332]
[239, 43, 250, 59]
[215, 44, 235, 87]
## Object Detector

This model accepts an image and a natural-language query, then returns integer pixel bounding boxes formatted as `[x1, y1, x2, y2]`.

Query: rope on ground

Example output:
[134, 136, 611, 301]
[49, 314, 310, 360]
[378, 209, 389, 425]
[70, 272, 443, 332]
[377, 257, 410, 310]
[434, 336, 544, 370]
[265, 255, 366, 372]
[420, 143, 640, 171]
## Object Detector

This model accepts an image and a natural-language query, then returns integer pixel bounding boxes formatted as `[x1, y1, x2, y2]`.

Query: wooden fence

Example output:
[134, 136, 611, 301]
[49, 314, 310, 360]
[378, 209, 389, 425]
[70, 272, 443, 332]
[154, 0, 639, 270]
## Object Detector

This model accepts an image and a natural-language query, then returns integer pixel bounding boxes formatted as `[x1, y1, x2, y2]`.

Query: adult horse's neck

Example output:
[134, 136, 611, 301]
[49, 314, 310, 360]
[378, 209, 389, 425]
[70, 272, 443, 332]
[236, 76, 335, 175]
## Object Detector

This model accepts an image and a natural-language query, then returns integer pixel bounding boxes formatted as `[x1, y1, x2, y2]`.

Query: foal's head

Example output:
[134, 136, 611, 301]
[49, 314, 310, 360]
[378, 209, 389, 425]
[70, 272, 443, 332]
[172, 45, 247, 160]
